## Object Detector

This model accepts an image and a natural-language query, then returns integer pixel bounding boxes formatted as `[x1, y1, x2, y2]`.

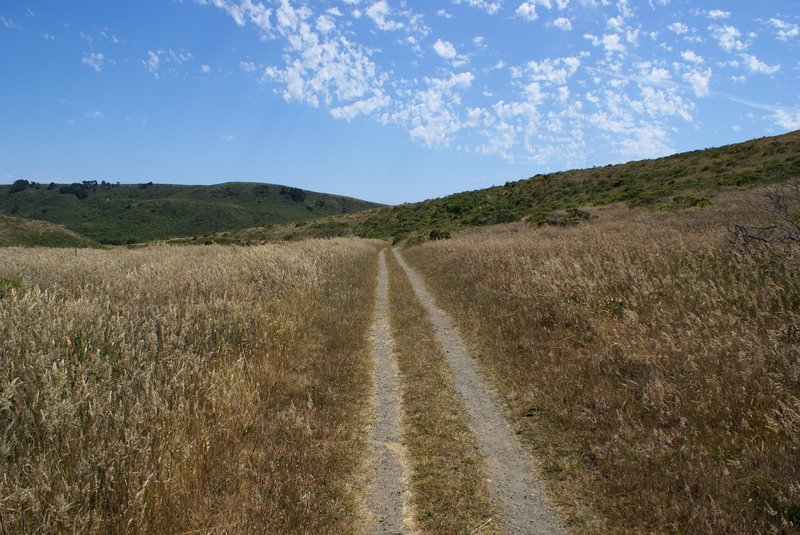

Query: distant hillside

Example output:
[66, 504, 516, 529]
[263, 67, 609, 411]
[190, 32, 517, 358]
[181, 130, 800, 245]
[0, 181, 381, 244]
[0, 213, 98, 248]
[352, 130, 800, 240]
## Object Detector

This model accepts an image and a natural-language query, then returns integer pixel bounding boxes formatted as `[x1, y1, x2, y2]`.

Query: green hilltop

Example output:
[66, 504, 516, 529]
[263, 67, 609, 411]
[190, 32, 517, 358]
[0, 181, 381, 245]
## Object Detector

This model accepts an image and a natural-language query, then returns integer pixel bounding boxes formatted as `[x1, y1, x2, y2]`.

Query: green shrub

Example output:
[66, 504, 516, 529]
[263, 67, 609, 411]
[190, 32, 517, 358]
[429, 229, 451, 241]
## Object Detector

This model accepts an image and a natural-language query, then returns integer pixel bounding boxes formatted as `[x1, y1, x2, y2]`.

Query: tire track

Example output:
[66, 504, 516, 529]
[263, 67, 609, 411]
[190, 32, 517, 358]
[392, 248, 565, 535]
[365, 250, 413, 534]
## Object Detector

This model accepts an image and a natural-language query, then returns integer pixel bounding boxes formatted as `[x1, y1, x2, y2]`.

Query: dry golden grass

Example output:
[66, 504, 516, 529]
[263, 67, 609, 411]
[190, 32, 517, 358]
[0, 239, 381, 533]
[403, 189, 800, 533]
[385, 252, 501, 534]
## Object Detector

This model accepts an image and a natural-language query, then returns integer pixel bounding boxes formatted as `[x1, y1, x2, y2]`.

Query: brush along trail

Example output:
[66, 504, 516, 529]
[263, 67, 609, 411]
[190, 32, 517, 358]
[365, 248, 564, 534]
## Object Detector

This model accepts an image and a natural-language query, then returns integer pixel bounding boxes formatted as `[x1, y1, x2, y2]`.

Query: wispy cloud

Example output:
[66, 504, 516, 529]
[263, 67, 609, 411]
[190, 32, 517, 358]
[452, 0, 503, 15]
[0, 16, 22, 30]
[82, 52, 105, 72]
[143, 49, 193, 78]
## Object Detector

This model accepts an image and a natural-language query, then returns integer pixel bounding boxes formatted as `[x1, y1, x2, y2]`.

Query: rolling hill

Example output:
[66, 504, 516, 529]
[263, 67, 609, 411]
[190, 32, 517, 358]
[3, 130, 799, 247]
[0, 213, 99, 248]
[0, 181, 381, 245]
[180, 130, 800, 245]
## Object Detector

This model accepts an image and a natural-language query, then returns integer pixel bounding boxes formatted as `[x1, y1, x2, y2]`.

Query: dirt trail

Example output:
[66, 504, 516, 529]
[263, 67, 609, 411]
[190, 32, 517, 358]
[365, 250, 413, 534]
[393, 248, 565, 535]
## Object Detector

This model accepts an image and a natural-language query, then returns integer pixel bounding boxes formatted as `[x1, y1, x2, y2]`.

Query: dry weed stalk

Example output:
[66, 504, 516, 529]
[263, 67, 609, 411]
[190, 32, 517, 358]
[0, 239, 381, 533]
[404, 189, 800, 533]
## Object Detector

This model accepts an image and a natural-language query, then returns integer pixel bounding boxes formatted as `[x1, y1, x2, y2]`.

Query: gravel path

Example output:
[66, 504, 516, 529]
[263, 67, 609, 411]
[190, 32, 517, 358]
[393, 248, 565, 535]
[365, 250, 413, 534]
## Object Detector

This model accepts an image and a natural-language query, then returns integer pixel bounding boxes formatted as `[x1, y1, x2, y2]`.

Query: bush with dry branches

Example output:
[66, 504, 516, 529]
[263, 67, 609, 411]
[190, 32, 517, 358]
[732, 179, 800, 247]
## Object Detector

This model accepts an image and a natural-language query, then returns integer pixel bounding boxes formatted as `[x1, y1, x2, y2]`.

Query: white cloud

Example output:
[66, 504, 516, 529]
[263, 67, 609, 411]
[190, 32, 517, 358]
[0, 16, 22, 30]
[681, 50, 704, 64]
[710, 25, 748, 52]
[264, 3, 386, 110]
[143, 49, 193, 78]
[602, 33, 626, 54]
[516, 3, 538, 22]
[770, 18, 800, 42]
[682, 68, 712, 97]
[220, 134, 235, 143]
[527, 0, 570, 9]
[433, 39, 457, 59]
[85, 110, 105, 120]
[202, 0, 273, 34]
[667, 22, 689, 34]
[393, 72, 475, 146]
[741, 54, 780, 75]
[619, 125, 674, 159]
[453, 0, 503, 15]
[775, 108, 800, 130]
[195, 0, 796, 165]
[584, 32, 627, 55]
[707, 10, 730, 19]
[552, 17, 572, 30]
[330, 91, 390, 120]
[82, 52, 105, 72]
[316, 14, 336, 33]
[526, 56, 581, 85]
[637, 62, 671, 86]
[201, 64, 211, 74]
[365, 1, 403, 31]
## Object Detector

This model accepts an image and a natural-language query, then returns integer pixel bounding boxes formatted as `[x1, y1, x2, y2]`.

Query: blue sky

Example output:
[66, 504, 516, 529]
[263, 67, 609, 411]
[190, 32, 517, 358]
[1, 1, 798, 204]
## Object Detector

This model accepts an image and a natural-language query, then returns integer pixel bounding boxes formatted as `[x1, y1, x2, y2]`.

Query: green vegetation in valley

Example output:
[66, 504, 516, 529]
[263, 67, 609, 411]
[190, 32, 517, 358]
[0, 181, 381, 245]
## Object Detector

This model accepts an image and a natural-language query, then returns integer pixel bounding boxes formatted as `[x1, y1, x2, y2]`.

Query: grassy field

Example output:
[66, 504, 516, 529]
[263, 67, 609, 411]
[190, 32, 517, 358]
[403, 187, 800, 533]
[0, 239, 381, 533]
[0, 181, 380, 245]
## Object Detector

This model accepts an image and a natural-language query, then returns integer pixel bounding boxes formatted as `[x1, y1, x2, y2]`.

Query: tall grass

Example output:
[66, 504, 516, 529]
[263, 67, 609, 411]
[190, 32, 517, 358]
[0, 239, 381, 533]
[403, 192, 800, 533]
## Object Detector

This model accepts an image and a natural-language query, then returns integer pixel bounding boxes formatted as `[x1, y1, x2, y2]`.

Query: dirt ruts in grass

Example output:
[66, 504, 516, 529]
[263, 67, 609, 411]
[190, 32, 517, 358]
[385, 250, 501, 534]
[365, 250, 413, 534]
[393, 248, 565, 535]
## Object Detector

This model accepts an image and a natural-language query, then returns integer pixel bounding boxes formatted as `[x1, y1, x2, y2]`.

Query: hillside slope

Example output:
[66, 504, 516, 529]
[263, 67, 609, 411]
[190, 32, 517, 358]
[0, 181, 380, 244]
[0, 213, 98, 248]
[354, 130, 800, 239]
